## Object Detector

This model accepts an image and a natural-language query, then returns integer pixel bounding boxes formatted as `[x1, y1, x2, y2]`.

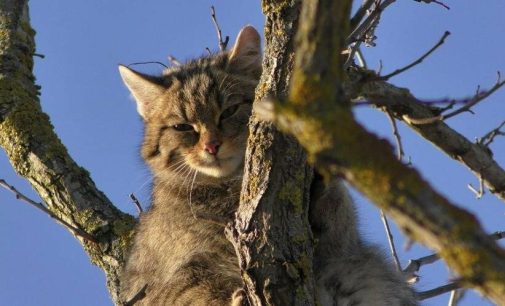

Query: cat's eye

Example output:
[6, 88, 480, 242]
[220, 104, 240, 120]
[172, 124, 194, 132]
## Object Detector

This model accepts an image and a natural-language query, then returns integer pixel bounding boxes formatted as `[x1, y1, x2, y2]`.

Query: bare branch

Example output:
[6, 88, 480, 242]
[210, 6, 229, 52]
[127, 61, 168, 69]
[354, 71, 505, 202]
[404, 72, 505, 125]
[442, 72, 505, 120]
[385, 109, 405, 161]
[380, 210, 402, 271]
[129, 193, 143, 214]
[467, 173, 485, 199]
[0, 179, 98, 243]
[402, 231, 505, 281]
[414, 0, 450, 10]
[448, 289, 465, 306]
[478, 120, 505, 147]
[417, 282, 461, 300]
[403, 253, 438, 282]
[379, 31, 450, 81]
[350, 0, 376, 29]
[345, 0, 396, 68]
[347, 0, 395, 45]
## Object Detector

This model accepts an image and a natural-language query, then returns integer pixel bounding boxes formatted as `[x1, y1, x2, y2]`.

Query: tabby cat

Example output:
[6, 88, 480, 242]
[118, 26, 417, 306]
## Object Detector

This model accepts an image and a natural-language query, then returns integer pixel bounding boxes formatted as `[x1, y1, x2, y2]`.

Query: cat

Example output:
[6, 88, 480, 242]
[118, 25, 417, 306]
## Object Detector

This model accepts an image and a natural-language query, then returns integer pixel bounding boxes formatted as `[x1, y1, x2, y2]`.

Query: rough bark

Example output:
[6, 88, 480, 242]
[5, 0, 505, 305]
[262, 0, 505, 304]
[349, 73, 505, 202]
[225, 1, 317, 305]
[0, 1, 135, 304]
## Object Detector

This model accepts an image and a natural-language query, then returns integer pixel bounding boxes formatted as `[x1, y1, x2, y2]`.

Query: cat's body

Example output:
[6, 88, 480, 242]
[119, 26, 417, 306]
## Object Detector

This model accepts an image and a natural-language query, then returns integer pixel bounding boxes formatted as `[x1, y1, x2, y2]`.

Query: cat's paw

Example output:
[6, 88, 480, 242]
[230, 288, 248, 306]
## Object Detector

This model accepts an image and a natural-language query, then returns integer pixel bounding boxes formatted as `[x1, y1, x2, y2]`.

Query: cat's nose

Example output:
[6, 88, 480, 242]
[204, 140, 222, 155]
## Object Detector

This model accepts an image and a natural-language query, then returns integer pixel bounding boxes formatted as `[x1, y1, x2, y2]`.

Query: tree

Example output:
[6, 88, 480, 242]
[1, 1, 504, 305]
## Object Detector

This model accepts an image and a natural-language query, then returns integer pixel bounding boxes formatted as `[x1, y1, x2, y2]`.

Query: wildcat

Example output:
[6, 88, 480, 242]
[118, 26, 417, 305]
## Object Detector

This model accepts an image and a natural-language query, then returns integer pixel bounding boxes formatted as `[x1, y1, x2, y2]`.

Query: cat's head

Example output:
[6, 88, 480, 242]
[119, 26, 261, 181]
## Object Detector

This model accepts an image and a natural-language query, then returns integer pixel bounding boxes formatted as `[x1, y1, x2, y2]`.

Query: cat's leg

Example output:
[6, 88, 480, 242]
[161, 253, 243, 306]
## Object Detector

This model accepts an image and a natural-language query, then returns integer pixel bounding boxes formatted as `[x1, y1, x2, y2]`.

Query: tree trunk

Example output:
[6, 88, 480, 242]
[263, 0, 505, 304]
[226, 1, 317, 305]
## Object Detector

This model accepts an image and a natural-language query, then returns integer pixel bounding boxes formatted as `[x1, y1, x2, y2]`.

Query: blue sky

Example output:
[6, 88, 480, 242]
[1, 1, 504, 305]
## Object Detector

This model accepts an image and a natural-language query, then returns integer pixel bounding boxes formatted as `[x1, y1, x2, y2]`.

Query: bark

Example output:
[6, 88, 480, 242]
[4, 0, 505, 305]
[0, 2, 135, 304]
[262, 0, 505, 304]
[350, 73, 505, 202]
[226, 1, 317, 305]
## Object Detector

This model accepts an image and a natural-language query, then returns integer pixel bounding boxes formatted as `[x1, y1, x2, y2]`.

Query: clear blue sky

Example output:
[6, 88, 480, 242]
[1, 1, 504, 305]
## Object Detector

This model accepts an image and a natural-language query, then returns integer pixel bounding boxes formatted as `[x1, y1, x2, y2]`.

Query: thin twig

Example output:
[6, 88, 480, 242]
[350, 0, 376, 29]
[385, 109, 405, 161]
[467, 173, 485, 199]
[33, 53, 45, 58]
[129, 193, 144, 214]
[346, 0, 395, 45]
[0, 179, 98, 243]
[403, 72, 505, 125]
[403, 231, 505, 280]
[448, 290, 457, 306]
[345, 0, 396, 68]
[167, 55, 182, 67]
[448, 288, 465, 306]
[127, 61, 169, 69]
[210, 6, 229, 52]
[414, 0, 450, 10]
[379, 31, 450, 80]
[355, 47, 368, 69]
[442, 72, 505, 120]
[418, 282, 461, 300]
[380, 210, 402, 271]
[477, 120, 505, 147]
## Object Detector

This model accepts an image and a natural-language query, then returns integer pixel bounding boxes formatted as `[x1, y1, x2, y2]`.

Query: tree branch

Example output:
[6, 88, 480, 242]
[378, 31, 450, 81]
[258, 0, 505, 302]
[0, 179, 98, 243]
[352, 71, 505, 202]
[210, 6, 229, 52]
[0, 2, 135, 304]
[417, 282, 461, 300]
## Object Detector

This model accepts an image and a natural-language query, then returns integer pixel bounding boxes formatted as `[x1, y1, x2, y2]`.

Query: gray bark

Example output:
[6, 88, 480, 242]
[226, 1, 317, 305]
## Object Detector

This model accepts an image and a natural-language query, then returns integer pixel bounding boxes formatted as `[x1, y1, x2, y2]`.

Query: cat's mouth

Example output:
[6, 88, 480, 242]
[192, 155, 242, 178]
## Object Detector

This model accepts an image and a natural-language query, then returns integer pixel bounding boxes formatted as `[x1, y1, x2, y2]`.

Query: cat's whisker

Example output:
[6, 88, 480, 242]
[133, 159, 188, 194]
[176, 166, 194, 200]
[163, 164, 191, 196]
[218, 74, 230, 92]
[188, 170, 199, 220]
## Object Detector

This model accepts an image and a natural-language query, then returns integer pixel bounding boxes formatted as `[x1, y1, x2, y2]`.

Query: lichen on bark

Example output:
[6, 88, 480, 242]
[0, 1, 135, 304]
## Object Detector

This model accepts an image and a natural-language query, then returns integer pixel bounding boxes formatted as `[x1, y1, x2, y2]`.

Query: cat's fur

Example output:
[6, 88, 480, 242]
[119, 26, 417, 305]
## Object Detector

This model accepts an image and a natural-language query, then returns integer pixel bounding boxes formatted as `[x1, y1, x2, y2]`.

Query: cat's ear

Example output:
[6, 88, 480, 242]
[118, 65, 165, 119]
[227, 25, 262, 76]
